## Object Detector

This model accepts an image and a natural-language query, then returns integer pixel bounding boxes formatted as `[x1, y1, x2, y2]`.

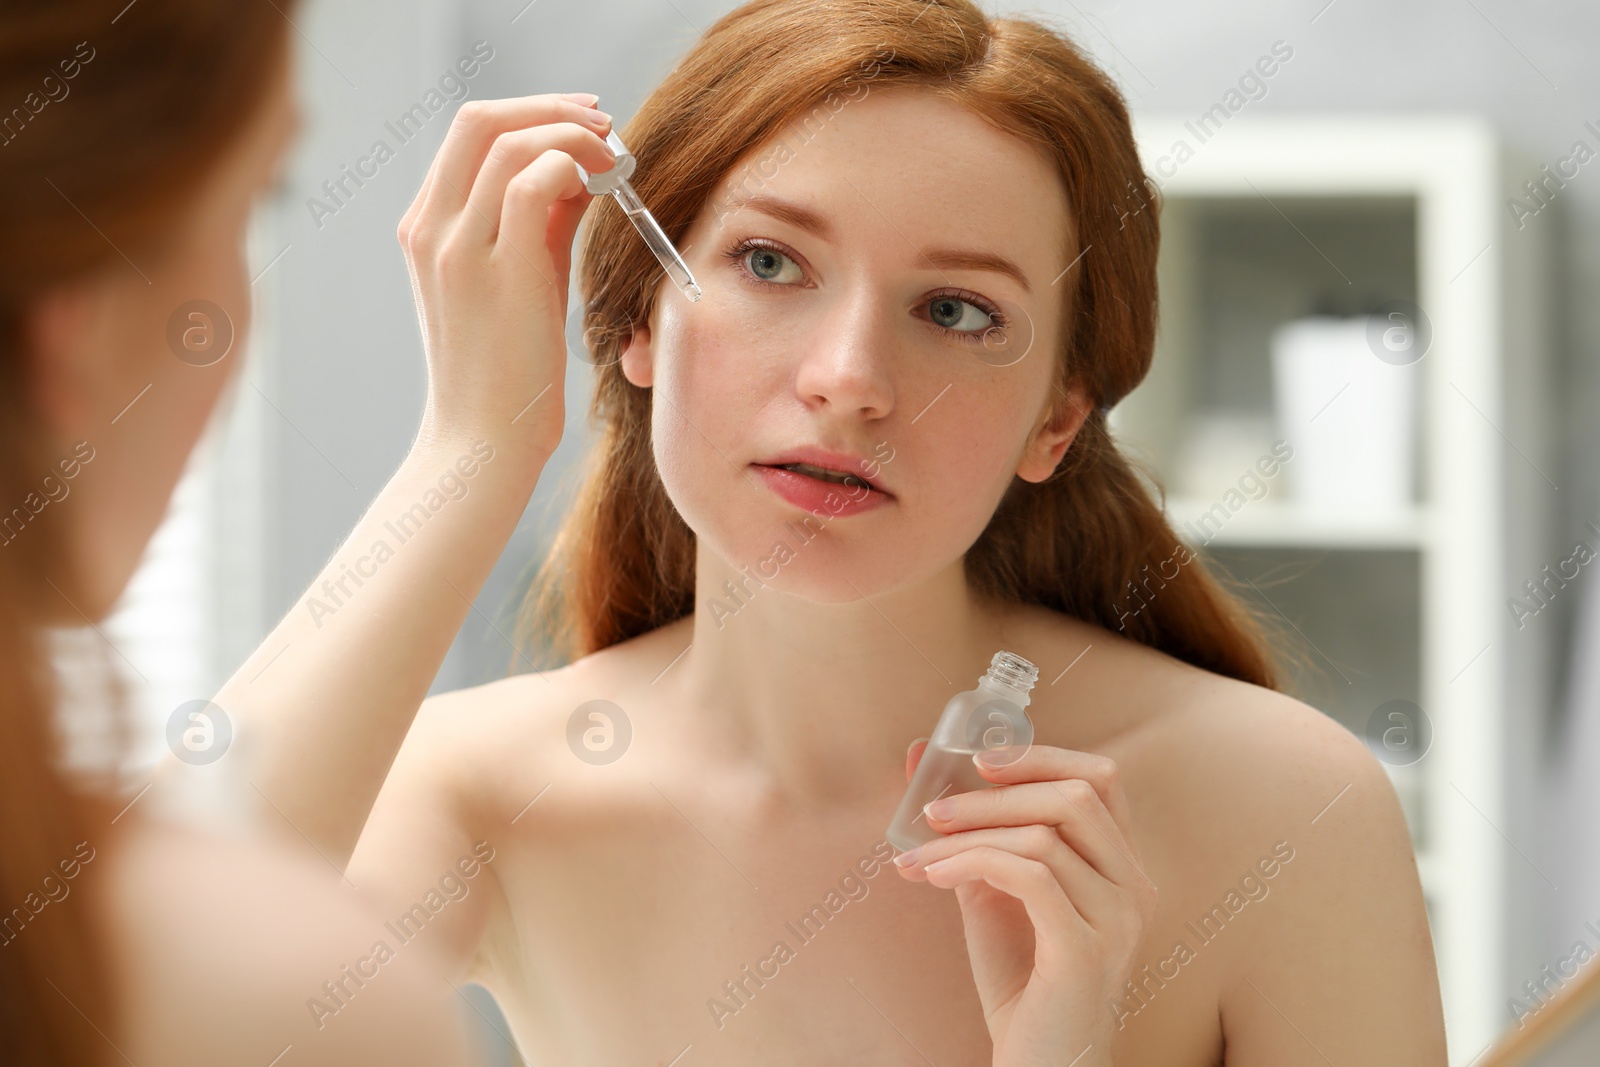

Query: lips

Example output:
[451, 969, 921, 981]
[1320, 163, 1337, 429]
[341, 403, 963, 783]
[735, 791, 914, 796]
[753, 446, 890, 496]
[750, 463, 891, 517]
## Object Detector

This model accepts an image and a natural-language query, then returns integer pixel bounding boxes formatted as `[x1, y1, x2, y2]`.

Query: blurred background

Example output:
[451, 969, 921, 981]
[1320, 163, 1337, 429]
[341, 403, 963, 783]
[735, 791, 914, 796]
[50, 0, 1600, 1063]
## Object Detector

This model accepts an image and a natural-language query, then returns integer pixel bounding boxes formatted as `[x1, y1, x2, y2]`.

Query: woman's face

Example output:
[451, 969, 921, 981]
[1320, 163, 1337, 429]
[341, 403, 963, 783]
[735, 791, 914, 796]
[621, 86, 1087, 602]
[24, 50, 299, 621]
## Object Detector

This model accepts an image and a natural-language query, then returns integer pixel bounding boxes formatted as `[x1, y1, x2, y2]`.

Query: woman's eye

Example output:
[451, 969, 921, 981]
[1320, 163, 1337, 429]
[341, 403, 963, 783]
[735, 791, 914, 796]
[740, 244, 804, 285]
[926, 295, 994, 334]
[723, 238, 1009, 345]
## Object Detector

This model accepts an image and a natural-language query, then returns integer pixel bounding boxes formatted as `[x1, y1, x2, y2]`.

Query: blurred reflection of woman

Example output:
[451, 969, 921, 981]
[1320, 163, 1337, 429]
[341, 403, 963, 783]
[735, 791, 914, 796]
[0, 2, 476, 1062]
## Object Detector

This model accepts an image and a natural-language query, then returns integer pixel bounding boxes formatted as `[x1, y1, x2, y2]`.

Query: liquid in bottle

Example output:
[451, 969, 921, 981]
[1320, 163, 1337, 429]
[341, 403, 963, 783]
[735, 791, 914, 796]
[885, 650, 1039, 852]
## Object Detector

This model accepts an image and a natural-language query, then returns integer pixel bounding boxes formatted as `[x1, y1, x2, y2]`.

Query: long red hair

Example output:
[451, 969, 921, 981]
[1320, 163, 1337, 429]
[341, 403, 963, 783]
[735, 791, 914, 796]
[0, 2, 294, 1061]
[516, 0, 1287, 689]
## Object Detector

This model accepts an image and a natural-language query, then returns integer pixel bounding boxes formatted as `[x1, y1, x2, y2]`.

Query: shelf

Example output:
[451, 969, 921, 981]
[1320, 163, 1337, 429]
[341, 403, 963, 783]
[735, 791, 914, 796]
[1121, 115, 1552, 1063]
[1163, 496, 1431, 550]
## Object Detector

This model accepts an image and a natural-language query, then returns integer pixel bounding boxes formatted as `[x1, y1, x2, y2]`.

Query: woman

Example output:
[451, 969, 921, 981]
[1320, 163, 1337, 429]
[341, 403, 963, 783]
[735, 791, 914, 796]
[0, 0, 594, 1061]
[211, 0, 1449, 1062]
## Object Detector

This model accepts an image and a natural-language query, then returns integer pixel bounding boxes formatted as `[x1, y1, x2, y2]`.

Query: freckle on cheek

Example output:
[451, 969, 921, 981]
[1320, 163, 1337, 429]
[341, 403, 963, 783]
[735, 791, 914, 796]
[674, 309, 754, 385]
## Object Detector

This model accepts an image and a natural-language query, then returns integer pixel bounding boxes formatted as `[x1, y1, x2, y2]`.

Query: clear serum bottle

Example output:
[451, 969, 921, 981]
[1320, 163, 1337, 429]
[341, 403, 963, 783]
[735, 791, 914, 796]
[886, 650, 1040, 852]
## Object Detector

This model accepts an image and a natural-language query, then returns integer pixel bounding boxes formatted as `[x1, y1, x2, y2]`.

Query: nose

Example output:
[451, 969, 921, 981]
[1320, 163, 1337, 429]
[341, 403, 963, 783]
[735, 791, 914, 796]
[792, 287, 895, 420]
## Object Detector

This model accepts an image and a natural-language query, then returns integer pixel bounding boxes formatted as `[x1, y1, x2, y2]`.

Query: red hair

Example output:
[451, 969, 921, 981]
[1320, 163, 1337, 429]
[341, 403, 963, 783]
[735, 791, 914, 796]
[517, 0, 1287, 690]
[0, 2, 294, 1060]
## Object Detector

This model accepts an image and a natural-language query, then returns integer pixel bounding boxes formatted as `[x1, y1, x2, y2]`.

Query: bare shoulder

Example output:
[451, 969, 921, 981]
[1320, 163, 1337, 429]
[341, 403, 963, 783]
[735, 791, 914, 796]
[342, 628, 696, 982]
[1117, 642, 1398, 842]
[406, 615, 695, 809]
[101, 815, 467, 1065]
[1017, 608, 1443, 1060]
[1012, 604, 1398, 849]
[1137, 665, 1443, 1054]
[1127, 656, 1418, 923]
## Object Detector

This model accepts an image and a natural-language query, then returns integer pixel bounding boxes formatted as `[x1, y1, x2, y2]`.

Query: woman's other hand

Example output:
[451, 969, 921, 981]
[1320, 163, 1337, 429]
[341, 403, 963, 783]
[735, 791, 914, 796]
[397, 92, 615, 458]
[895, 742, 1156, 1067]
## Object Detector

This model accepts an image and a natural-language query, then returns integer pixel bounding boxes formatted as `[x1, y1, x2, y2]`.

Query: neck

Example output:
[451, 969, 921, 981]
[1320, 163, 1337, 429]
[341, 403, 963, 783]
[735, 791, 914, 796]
[674, 539, 1010, 808]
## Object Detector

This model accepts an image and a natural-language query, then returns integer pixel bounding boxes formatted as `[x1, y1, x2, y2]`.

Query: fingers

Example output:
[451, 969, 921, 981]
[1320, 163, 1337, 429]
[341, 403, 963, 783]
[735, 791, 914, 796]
[970, 744, 1140, 863]
[398, 94, 606, 255]
[463, 121, 616, 242]
[493, 151, 594, 292]
[423, 95, 609, 221]
[924, 776, 1147, 893]
[398, 133, 444, 246]
[404, 96, 587, 242]
[905, 737, 929, 783]
[901, 823, 1124, 926]
[544, 191, 590, 307]
[917, 845, 1084, 961]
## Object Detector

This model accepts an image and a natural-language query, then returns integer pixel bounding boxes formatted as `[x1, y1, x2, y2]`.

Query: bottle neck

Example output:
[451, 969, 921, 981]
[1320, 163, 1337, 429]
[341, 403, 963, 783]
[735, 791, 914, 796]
[979, 674, 1032, 706]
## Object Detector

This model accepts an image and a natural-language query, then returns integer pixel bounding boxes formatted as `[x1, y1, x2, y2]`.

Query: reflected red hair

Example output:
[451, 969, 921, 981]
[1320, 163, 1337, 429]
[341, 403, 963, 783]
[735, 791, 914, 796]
[0, 2, 294, 1061]
[517, 0, 1286, 691]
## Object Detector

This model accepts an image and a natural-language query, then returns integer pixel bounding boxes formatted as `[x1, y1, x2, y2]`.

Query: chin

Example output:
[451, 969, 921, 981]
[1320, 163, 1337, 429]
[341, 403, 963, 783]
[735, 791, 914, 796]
[699, 514, 927, 606]
[666, 457, 978, 605]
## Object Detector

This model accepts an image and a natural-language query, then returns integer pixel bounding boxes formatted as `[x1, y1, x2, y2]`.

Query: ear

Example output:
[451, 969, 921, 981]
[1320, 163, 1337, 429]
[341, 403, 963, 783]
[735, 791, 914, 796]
[1016, 380, 1092, 483]
[619, 321, 653, 388]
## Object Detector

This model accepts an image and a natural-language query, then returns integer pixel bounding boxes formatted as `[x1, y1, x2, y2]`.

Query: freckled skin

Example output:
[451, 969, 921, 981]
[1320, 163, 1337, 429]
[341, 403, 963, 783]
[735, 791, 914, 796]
[623, 85, 1073, 611]
[348, 88, 1445, 1066]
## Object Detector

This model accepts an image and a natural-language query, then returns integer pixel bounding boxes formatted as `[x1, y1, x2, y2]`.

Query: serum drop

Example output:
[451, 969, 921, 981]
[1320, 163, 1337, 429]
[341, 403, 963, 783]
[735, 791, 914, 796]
[886, 650, 1039, 852]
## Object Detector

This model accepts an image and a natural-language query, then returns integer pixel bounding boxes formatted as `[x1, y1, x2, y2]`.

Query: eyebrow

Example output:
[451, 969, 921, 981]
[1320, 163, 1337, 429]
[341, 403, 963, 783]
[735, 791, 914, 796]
[720, 193, 1034, 294]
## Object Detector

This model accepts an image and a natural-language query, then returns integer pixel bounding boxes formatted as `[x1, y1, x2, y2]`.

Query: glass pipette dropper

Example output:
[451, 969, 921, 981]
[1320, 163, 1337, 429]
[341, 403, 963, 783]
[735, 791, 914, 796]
[575, 129, 702, 302]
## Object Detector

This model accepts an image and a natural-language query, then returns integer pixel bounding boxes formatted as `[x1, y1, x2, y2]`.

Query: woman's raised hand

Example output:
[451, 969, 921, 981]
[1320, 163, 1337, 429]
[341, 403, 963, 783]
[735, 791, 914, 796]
[396, 92, 616, 459]
[896, 742, 1157, 1067]
[207, 94, 617, 871]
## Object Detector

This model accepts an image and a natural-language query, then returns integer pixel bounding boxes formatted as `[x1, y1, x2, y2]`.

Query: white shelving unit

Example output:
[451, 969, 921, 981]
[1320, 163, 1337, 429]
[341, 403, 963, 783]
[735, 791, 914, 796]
[1113, 115, 1553, 1063]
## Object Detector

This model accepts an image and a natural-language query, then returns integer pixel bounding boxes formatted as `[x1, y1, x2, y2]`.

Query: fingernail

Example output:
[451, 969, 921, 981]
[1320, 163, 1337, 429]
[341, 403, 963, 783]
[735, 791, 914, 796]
[892, 848, 920, 867]
[561, 92, 599, 106]
[974, 746, 1012, 767]
[924, 798, 953, 821]
[588, 110, 614, 127]
[906, 736, 929, 754]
